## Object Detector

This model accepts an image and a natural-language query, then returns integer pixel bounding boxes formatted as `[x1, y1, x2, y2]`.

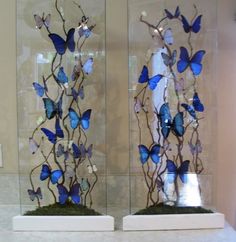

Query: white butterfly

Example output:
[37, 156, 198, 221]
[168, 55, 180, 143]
[34, 13, 51, 29]
[87, 164, 98, 174]
[163, 28, 174, 45]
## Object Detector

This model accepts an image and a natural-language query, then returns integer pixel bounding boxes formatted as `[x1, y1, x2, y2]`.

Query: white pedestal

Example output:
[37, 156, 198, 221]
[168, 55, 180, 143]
[13, 215, 114, 231]
[123, 213, 225, 231]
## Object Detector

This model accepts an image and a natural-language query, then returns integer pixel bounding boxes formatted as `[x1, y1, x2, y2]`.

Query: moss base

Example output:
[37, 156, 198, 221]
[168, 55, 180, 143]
[134, 203, 213, 215]
[24, 203, 101, 216]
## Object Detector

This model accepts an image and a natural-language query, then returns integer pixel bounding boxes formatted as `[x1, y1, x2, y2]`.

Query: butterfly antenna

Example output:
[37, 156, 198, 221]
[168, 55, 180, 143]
[192, 4, 198, 22]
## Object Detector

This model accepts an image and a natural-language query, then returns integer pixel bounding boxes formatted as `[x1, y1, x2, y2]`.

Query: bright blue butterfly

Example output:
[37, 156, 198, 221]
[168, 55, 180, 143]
[57, 183, 80, 205]
[181, 92, 204, 119]
[177, 47, 206, 76]
[48, 28, 75, 55]
[138, 65, 163, 91]
[57, 67, 68, 85]
[43, 95, 63, 119]
[166, 160, 190, 184]
[33, 82, 45, 97]
[83, 58, 93, 75]
[69, 108, 92, 130]
[159, 103, 184, 139]
[41, 118, 64, 144]
[164, 6, 180, 19]
[181, 15, 202, 34]
[71, 86, 84, 101]
[40, 164, 63, 184]
[138, 144, 161, 164]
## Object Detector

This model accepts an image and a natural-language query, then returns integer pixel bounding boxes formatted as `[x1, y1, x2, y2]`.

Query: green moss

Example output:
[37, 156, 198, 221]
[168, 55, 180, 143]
[134, 203, 213, 215]
[24, 202, 101, 216]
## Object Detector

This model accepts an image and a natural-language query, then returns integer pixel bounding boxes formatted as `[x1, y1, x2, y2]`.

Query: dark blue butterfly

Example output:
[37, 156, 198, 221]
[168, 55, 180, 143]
[164, 6, 180, 19]
[41, 118, 64, 144]
[138, 65, 163, 91]
[181, 15, 202, 33]
[40, 164, 63, 184]
[69, 108, 92, 130]
[159, 103, 184, 139]
[177, 47, 206, 76]
[56, 144, 69, 160]
[57, 67, 68, 85]
[72, 143, 81, 159]
[33, 82, 45, 97]
[71, 86, 84, 101]
[181, 92, 204, 119]
[166, 160, 190, 184]
[57, 183, 80, 205]
[48, 28, 75, 55]
[43, 95, 63, 119]
[138, 144, 161, 164]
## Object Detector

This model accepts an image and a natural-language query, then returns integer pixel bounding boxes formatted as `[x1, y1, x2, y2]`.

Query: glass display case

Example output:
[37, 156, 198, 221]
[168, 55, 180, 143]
[128, 0, 217, 215]
[16, 0, 107, 216]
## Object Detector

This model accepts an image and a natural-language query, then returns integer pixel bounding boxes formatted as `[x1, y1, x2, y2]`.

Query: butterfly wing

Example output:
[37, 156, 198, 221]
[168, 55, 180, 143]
[33, 82, 45, 97]
[40, 164, 51, 181]
[78, 86, 85, 99]
[192, 92, 204, 112]
[69, 183, 80, 204]
[83, 58, 93, 74]
[50, 170, 63, 184]
[81, 178, 89, 191]
[159, 103, 172, 139]
[48, 33, 66, 55]
[41, 128, 57, 144]
[57, 184, 69, 204]
[66, 28, 75, 53]
[55, 118, 64, 138]
[181, 103, 196, 119]
[166, 160, 177, 183]
[138, 65, 149, 84]
[190, 50, 206, 76]
[69, 108, 80, 129]
[34, 14, 44, 29]
[72, 143, 81, 159]
[79, 144, 86, 158]
[29, 137, 39, 154]
[150, 144, 161, 164]
[172, 112, 185, 137]
[44, 14, 51, 28]
[27, 189, 36, 201]
[71, 88, 78, 102]
[87, 144, 93, 159]
[56, 144, 64, 157]
[181, 15, 191, 33]
[57, 67, 68, 85]
[43, 98, 56, 119]
[174, 6, 180, 18]
[36, 187, 43, 200]
[138, 145, 149, 164]
[164, 28, 174, 45]
[148, 74, 163, 90]
[56, 95, 63, 119]
[177, 47, 190, 73]
[81, 109, 92, 130]
[164, 9, 174, 19]
[192, 15, 202, 33]
[178, 160, 190, 183]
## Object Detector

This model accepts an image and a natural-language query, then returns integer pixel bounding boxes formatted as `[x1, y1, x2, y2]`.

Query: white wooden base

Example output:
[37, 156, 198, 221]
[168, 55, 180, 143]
[13, 215, 114, 231]
[123, 213, 224, 231]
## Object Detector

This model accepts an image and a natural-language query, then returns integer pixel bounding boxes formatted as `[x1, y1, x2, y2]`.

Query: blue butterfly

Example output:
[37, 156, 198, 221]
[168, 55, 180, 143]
[138, 65, 163, 91]
[56, 144, 69, 160]
[177, 47, 206, 76]
[40, 164, 63, 184]
[69, 108, 92, 130]
[83, 58, 93, 75]
[57, 183, 80, 205]
[166, 160, 190, 184]
[181, 15, 202, 34]
[41, 118, 64, 144]
[27, 187, 42, 201]
[159, 103, 184, 139]
[43, 95, 63, 119]
[57, 67, 68, 85]
[138, 144, 161, 164]
[48, 28, 75, 55]
[181, 92, 204, 119]
[33, 82, 46, 97]
[72, 143, 81, 159]
[71, 86, 84, 101]
[164, 6, 180, 19]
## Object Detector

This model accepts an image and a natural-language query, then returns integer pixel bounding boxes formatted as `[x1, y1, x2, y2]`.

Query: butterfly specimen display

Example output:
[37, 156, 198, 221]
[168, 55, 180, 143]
[134, 4, 206, 209]
[26, 0, 101, 214]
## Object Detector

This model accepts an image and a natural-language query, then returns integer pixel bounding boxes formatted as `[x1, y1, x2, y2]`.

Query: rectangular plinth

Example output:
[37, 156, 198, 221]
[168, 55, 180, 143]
[123, 213, 224, 231]
[13, 215, 114, 231]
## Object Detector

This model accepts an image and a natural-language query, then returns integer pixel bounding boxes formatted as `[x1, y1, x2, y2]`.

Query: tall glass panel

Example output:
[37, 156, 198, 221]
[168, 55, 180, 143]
[17, 0, 106, 215]
[129, 0, 217, 214]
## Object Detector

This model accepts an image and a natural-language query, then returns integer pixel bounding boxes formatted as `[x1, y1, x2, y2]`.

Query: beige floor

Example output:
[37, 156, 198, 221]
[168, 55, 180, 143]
[0, 205, 236, 242]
